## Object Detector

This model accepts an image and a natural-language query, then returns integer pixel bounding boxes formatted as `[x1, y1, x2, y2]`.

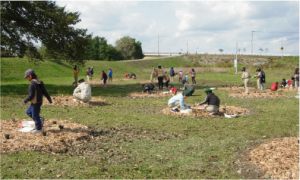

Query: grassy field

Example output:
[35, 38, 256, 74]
[1, 55, 299, 178]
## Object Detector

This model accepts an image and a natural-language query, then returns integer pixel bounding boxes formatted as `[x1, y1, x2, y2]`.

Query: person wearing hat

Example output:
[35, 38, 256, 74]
[198, 88, 220, 114]
[241, 67, 251, 94]
[73, 79, 92, 103]
[168, 88, 191, 112]
[24, 69, 52, 133]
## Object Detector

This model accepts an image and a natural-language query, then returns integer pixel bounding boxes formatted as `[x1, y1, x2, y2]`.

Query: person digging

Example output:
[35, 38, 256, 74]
[142, 83, 155, 94]
[24, 69, 52, 133]
[73, 79, 91, 103]
[167, 86, 193, 113]
[198, 88, 220, 115]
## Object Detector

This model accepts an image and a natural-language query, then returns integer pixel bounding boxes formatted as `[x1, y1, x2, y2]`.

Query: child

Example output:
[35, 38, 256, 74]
[24, 69, 52, 133]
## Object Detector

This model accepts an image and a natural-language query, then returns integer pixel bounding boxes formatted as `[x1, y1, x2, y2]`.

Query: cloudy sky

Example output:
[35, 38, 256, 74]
[56, 0, 299, 56]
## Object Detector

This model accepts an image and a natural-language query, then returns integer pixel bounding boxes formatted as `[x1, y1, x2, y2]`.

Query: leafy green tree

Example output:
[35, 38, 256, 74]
[1, 1, 90, 63]
[115, 36, 144, 60]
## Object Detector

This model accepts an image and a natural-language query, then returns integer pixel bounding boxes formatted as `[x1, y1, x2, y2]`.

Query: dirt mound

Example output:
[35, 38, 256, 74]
[162, 105, 249, 118]
[129, 91, 172, 98]
[1, 119, 184, 156]
[246, 137, 299, 179]
[44, 96, 108, 107]
[0, 119, 90, 153]
[219, 86, 289, 98]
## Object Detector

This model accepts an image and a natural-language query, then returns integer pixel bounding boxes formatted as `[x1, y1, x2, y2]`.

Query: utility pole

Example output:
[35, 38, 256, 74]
[234, 41, 238, 74]
[251, 30, 254, 55]
[157, 33, 160, 56]
[186, 40, 189, 55]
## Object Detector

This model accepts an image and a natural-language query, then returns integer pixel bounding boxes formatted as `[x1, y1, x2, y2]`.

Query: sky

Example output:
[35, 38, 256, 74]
[56, 0, 299, 56]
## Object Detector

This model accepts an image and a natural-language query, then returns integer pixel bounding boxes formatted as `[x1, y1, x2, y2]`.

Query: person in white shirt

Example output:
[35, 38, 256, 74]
[241, 67, 251, 94]
[73, 79, 91, 103]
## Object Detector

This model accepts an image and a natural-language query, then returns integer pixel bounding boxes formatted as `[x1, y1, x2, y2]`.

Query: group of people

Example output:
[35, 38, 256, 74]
[73, 65, 113, 86]
[242, 67, 299, 93]
[150, 66, 197, 90]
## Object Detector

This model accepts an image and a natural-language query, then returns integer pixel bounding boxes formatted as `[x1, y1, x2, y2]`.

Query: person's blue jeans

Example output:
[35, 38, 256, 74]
[26, 103, 42, 130]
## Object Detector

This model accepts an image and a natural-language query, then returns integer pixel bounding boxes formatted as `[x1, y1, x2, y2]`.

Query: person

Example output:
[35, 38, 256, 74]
[182, 74, 189, 85]
[150, 67, 158, 83]
[164, 72, 170, 88]
[23, 69, 52, 133]
[73, 65, 80, 86]
[143, 83, 155, 94]
[280, 78, 287, 88]
[168, 88, 191, 112]
[170, 67, 175, 82]
[293, 68, 299, 88]
[101, 70, 108, 86]
[271, 82, 279, 91]
[86, 67, 92, 82]
[73, 79, 91, 103]
[129, 73, 137, 79]
[198, 88, 220, 114]
[178, 70, 183, 82]
[241, 67, 251, 94]
[90, 67, 94, 80]
[108, 68, 113, 83]
[190, 68, 196, 84]
[255, 68, 265, 90]
[182, 84, 195, 96]
[157, 65, 164, 90]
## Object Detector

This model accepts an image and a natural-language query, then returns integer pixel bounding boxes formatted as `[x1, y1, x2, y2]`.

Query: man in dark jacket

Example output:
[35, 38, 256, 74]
[143, 83, 155, 94]
[198, 88, 220, 114]
[24, 69, 52, 133]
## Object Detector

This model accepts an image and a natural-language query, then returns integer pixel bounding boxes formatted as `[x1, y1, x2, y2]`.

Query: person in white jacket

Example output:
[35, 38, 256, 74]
[73, 79, 91, 103]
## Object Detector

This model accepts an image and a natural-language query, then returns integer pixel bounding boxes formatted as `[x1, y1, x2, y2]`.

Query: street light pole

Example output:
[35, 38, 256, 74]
[251, 30, 254, 55]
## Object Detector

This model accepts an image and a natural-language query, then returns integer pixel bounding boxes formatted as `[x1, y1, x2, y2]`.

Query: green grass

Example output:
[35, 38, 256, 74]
[1, 55, 299, 178]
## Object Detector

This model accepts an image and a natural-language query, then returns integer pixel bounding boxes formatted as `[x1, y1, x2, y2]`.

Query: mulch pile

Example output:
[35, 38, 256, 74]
[247, 137, 299, 179]
[1, 119, 183, 156]
[43, 96, 108, 107]
[162, 105, 250, 118]
[218, 86, 290, 98]
[129, 91, 173, 98]
[1, 119, 90, 153]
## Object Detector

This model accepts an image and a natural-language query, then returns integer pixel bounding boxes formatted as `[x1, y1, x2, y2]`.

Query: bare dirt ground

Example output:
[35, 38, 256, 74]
[162, 105, 250, 118]
[1, 119, 184, 157]
[218, 86, 294, 98]
[43, 96, 108, 107]
[129, 91, 173, 98]
[236, 137, 299, 179]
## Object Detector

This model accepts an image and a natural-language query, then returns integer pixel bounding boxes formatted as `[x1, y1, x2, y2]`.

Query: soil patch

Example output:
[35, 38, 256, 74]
[44, 96, 109, 107]
[129, 91, 173, 98]
[162, 105, 250, 118]
[237, 137, 299, 179]
[1, 119, 183, 156]
[218, 86, 290, 98]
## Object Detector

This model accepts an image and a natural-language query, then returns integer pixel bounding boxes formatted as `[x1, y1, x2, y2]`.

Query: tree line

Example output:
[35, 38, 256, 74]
[1, 1, 144, 63]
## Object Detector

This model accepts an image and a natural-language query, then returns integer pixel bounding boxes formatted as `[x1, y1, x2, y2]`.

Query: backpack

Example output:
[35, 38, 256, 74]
[261, 71, 266, 83]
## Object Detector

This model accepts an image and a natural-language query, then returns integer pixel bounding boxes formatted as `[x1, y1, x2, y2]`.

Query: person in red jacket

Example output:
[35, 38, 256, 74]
[271, 82, 279, 91]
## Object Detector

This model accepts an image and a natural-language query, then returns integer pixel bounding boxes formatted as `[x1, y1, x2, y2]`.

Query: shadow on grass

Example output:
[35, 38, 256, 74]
[0, 83, 143, 97]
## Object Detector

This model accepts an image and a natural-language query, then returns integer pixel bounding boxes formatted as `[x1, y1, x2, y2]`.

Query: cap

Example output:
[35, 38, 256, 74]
[204, 88, 212, 93]
[24, 69, 34, 78]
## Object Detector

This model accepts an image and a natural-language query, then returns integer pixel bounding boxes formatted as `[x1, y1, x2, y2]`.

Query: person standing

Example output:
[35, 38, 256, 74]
[169, 67, 175, 82]
[164, 72, 170, 88]
[108, 68, 113, 83]
[157, 65, 164, 90]
[190, 68, 196, 84]
[101, 70, 108, 86]
[255, 68, 265, 90]
[178, 70, 183, 82]
[241, 67, 251, 94]
[24, 69, 52, 133]
[73, 65, 80, 86]
[86, 67, 91, 82]
[293, 68, 299, 88]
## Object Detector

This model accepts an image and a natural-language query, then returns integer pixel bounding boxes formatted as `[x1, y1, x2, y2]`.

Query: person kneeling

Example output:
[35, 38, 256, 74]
[143, 83, 155, 94]
[198, 88, 220, 115]
[73, 79, 91, 103]
[167, 89, 191, 113]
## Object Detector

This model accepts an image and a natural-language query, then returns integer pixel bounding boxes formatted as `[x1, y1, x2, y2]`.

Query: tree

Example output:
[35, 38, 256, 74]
[115, 36, 144, 60]
[1, 1, 90, 63]
[218, 49, 224, 54]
